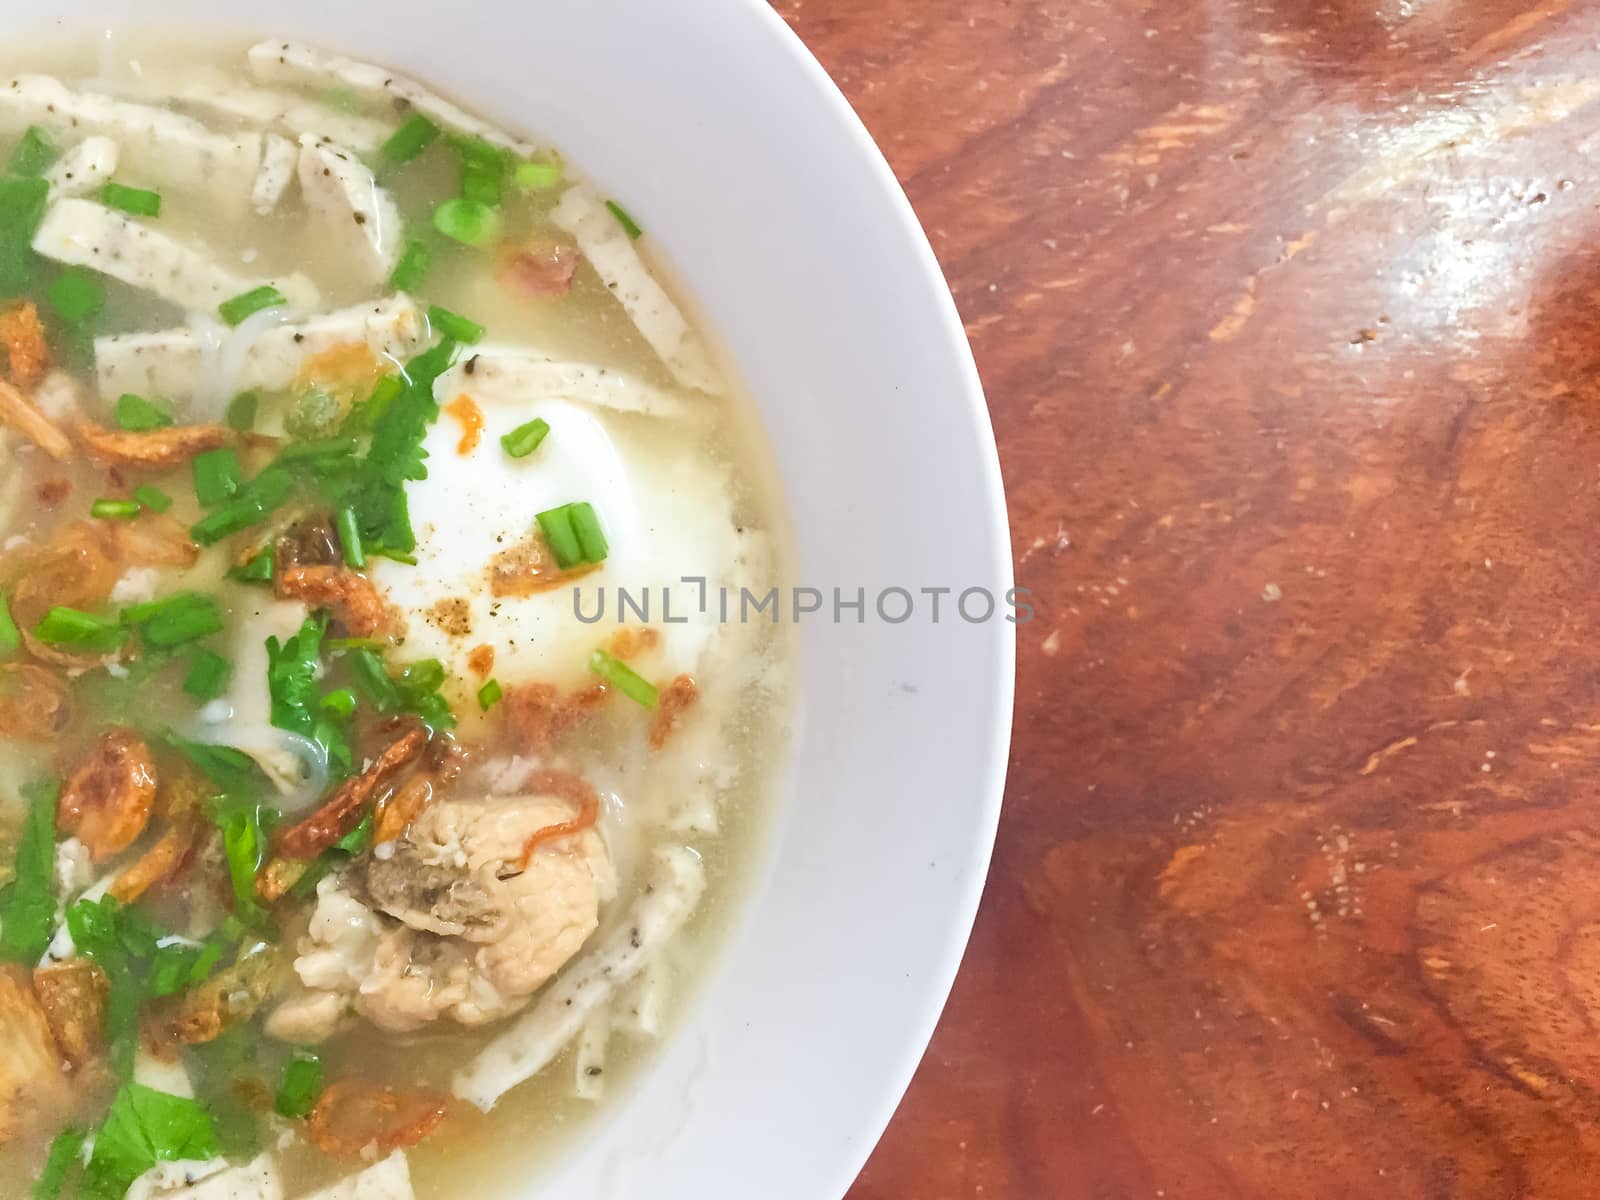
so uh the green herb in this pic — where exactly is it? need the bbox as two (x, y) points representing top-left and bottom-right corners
(432, 197), (501, 246)
(0, 177), (48, 292)
(226, 390), (259, 432)
(32, 1127), (85, 1200)
(589, 648), (659, 708)
(336, 813), (374, 854)
(275, 1052), (325, 1119)
(190, 467), (293, 545)
(427, 304), (484, 344)
(47, 267), (105, 323)
(477, 678), (503, 711)
(389, 237), (430, 292)
(192, 448), (242, 506)
(319, 688), (356, 718)
(228, 546), (274, 586)
(605, 199), (643, 240)
(90, 498), (140, 520)
(500, 417), (549, 459)
(115, 392), (173, 432)
(350, 647), (401, 712)
(537, 502), (612, 570)
(513, 159), (562, 190)
(183, 648), (232, 701)
(218, 285), (285, 326)
(459, 155), (503, 207)
(100, 181), (162, 217)
(8, 126), (57, 177)
(335, 506), (365, 569)
(83, 1083), (221, 1198)
(393, 657), (456, 730)
(34, 606), (125, 653)
(267, 616), (351, 776)
(221, 804), (274, 921)
(0, 781), (57, 963)
(123, 592), (223, 649)
(133, 484), (172, 513)
(381, 114), (439, 164)
(166, 736), (269, 796)
(568, 501), (609, 563)
(0, 592), (19, 657)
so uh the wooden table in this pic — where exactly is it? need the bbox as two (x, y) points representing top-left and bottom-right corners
(779, 1), (1600, 1195)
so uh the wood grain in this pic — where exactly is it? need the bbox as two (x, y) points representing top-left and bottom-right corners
(775, 1), (1600, 1196)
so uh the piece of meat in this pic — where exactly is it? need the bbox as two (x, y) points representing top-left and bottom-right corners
(0, 302), (49, 390)
(264, 990), (346, 1046)
(276, 725), (428, 860)
(0, 662), (71, 741)
(275, 565), (395, 639)
(354, 792), (610, 1030)
(496, 239), (582, 299)
(307, 1080), (448, 1160)
(0, 965), (66, 1143)
(77, 421), (230, 468)
(32, 958), (107, 1068)
(263, 874), (382, 1044)
(173, 942), (277, 1044)
(0, 376), (71, 459)
(649, 674), (699, 749)
(59, 727), (157, 861)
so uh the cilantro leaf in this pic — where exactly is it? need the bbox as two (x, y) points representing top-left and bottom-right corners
(0, 780), (58, 963)
(83, 1084), (220, 1198)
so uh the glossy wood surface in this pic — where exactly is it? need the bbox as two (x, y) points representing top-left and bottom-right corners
(777, 1), (1600, 1196)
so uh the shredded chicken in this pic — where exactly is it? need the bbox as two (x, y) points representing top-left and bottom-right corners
(58, 727), (157, 861)
(276, 564), (396, 639)
(77, 421), (230, 468)
(0, 376), (71, 459)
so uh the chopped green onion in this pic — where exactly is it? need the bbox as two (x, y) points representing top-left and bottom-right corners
(90, 498), (140, 520)
(535, 504), (583, 570)
(335, 813), (374, 854)
(8, 126), (57, 177)
(114, 393), (172, 432)
(513, 159), (562, 190)
(192, 448), (243, 507)
(183, 648), (232, 701)
(460, 157), (502, 206)
(350, 648), (401, 712)
(123, 592), (224, 649)
(365, 546), (417, 566)
(0, 177), (47, 294)
(228, 547), (274, 586)
(589, 648), (659, 708)
(477, 678), (503, 711)
(320, 688), (357, 718)
(225, 391), (259, 432)
(568, 501), (608, 564)
(0, 592), (19, 657)
(389, 237), (430, 292)
(190, 467), (293, 545)
(335, 506), (365, 569)
(47, 267), (105, 323)
(381, 115), (439, 164)
(275, 1052), (325, 1120)
(133, 484), (171, 513)
(218, 285), (285, 326)
(427, 304), (484, 344)
(432, 197), (501, 246)
(605, 199), (643, 240)
(33, 1127), (86, 1200)
(34, 606), (125, 653)
(100, 181), (161, 217)
(500, 417), (549, 459)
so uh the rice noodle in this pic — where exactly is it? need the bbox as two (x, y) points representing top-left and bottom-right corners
(573, 1005), (610, 1102)
(189, 304), (290, 420)
(182, 723), (330, 813)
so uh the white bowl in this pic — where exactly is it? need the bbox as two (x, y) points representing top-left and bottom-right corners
(22, 3), (1015, 1195)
